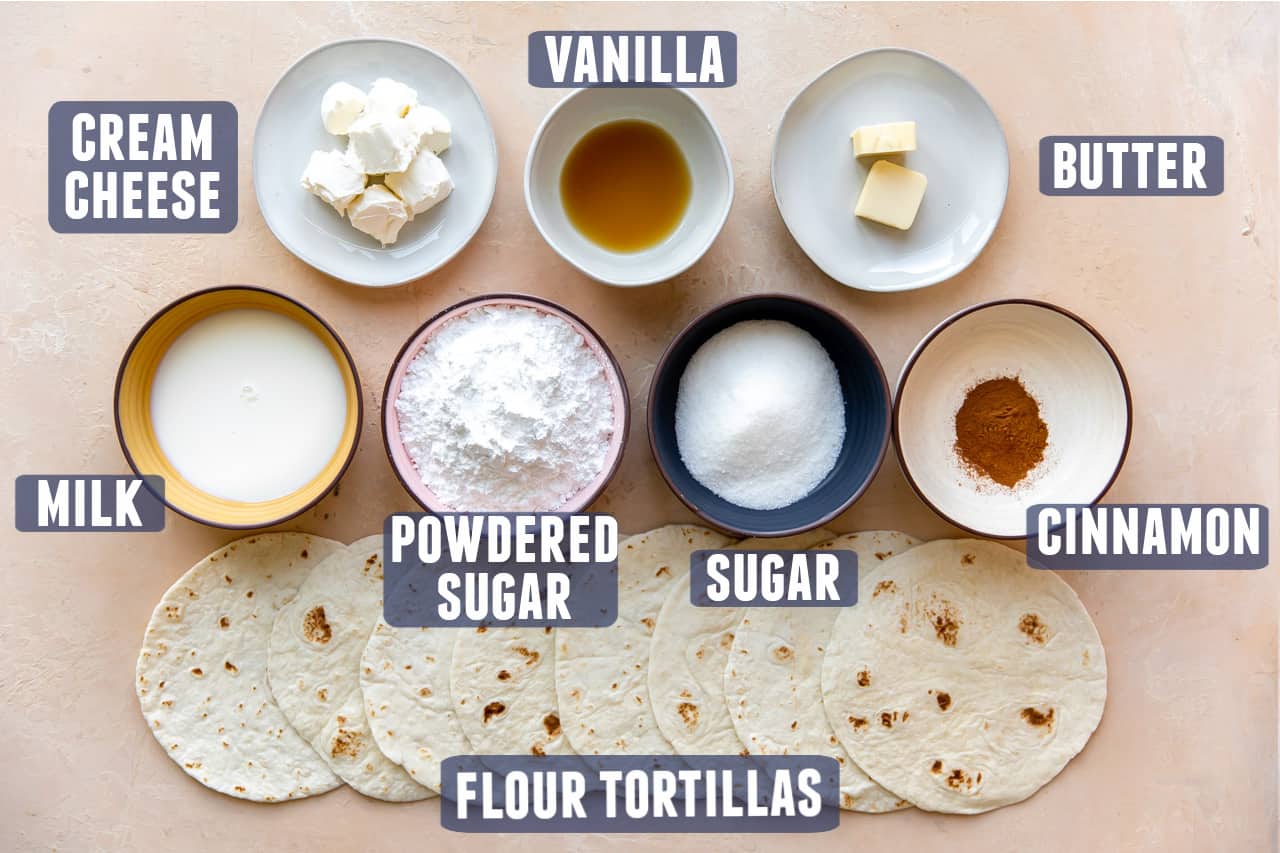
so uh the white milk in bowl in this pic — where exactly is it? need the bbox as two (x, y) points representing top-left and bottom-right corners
(149, 308), (348, 503)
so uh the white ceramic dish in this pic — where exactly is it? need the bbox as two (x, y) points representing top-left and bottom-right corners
(254, 38), (498, 287)
(772, 48), (1008, 292)
(895, 300), (1132, 539)
(524, 87), (733, 287)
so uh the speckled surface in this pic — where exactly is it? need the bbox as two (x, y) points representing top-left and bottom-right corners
(2, 3), (1276, 851)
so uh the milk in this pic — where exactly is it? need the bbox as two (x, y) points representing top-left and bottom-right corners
(149, 309), (348, 503)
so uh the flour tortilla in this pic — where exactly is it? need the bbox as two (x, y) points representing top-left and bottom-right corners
(267, 535), (433, 802)
(555, 525), (733, 756)
(821, 539), (1107, 814)
(648, 530), (832, 755)
(361, 620), (471, 791)
(136, 533), (345, 802)
(452, 626), (576, 757)
(724, 531), (919, 813)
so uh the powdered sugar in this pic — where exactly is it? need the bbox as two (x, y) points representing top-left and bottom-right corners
(395, 305), (616, 511)
(675, 320), (845, 510)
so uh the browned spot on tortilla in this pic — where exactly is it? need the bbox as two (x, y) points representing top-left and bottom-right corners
(224, 661), (238, 674)
(874, 551), (889, 561)
(873, 579), (897, 597)
(856, 669), (870, 687)
(790, 720), (798, 730)
(656, 565), (670, 578)
(772, 645), (794, 662)
(300, 549), (309, 559)
(223, 574), (232, 584)
(497, 670), (511, 681)
(245, 590), (254, 599)
(849, 716), (867, 729)
(719, 632), (734, 650)
(218, 616), (230, 629)
(483, 701), (506, 723)
(303, 606), (332, 644)
(840, 792), (856, 810)
(1020, 707), (1055, 729)
(570, 689), (581, 700)
(924, 597), (960, 646)
(694, 648), (704, 660)
(1019, 613), (1048, 644)
(936, 691), (951, 711)
(234, 785), (245, 793)
(476, 626), (487, 633)
(1082, 649), (1090, 665)
(330, 728), (363, 758)
(961, 553), (975, 565)
(543, 713), (561, 737)
(317, 688), (328, 701)
(190, 667), (204, 677)
(946, 768), (975, 790)
(514, 646), (541, 665)
(880, 711), (899, 728)
(418, 687), (431, 697)
(641, 617), (655, 631)
(531, 744), (545, 756)
(163, 605), (180, 620)
(677, 702), (699, 728)
(931, 760), (943, 774)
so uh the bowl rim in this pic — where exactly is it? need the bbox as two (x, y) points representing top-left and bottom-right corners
(892, 297), (1135, 540)
(380, 291), (631, 512)
(252, 36), (499, 288)
(769, 46), (1010, 293)
(522, 86), (735, 287)
(646, 292), (892, 538)
(113, 284), (364, 530)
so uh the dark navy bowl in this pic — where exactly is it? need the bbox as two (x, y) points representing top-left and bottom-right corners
(647, 294), (891, 537)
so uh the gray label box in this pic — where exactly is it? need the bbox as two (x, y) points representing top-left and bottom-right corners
(48, 100), (237, 233)
(383, 513), (618, 628)
(441, 754), (839, 832)
(528, 31), (737, 87)
(690, 549), (857, 607)
(1026, 504), (1267, 570)
(15, 475), (165, 531)
(1039, 135), (1223, 196)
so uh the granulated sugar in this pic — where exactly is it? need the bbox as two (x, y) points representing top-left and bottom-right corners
(675, 319), (845, 510)
(395, 305), (615, 511)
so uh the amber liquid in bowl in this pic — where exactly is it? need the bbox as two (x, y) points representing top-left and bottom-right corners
(560, 119), (692, 252)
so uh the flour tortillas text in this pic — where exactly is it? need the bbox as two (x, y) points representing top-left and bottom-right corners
(136, 533), (345, 802)
(267, 535), (433, 802)
(725, 531), (919, 813)
(821, 539), (1107, 814)
(555, 525), (733, 756)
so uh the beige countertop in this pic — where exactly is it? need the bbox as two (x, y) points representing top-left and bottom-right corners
(2, 2), (1277, 850)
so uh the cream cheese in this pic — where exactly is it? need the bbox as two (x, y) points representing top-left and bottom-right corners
(300, 148), (367, 214)
(347, 185), (412, 246)
(385, 151), (453, 216)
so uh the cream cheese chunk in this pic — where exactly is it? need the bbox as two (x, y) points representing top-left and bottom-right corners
(385, 151), (453, 216)
(346, 113), (419, 174)
(405, 105), (451, 155)
(320, 82), (367, 135)
(855, 160), (927, 230)
(348, 185), (412, 246)
(850, 121), (917, 157)
(299, 148), (367, 214)
(366, 77), (419, 118)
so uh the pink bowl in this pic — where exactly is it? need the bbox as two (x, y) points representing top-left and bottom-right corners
(382, 293), (630, 512)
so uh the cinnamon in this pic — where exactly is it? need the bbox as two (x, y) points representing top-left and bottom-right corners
(953, 377), (1048, 487)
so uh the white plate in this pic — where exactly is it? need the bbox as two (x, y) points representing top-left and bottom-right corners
(525, 88), (733, 287)
(772, 48), (1008, 292)
(254, 38), (498, 287)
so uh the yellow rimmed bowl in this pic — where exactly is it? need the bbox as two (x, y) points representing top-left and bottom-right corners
(114, 285), (363, 529)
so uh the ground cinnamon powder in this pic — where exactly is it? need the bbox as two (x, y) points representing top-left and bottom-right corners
(953, 376), (1048, 487)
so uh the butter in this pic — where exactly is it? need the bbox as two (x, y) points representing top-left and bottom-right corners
(855, 160), (927, 230)
(385, 151), (453, 216)
(850, 121), (917, 157)
(346, 113), (418, 174)
(299, 149), (367, 214)
(347, 185), (412, 246)
(320, 82), (367, 135)
(405, 105), (451, 155)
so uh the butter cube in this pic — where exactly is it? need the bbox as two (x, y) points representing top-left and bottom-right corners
(855, 160), (927, 230)
(850, 121), (917, 157)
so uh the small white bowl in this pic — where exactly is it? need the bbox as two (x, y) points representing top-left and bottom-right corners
(894, 300), (1132, 539)
(772, 48), (1008, 292)
(254, 38), (498, 287)
(524, 87), (733, 287)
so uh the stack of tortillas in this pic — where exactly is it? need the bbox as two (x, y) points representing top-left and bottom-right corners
(137, 527), (1105, 815)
